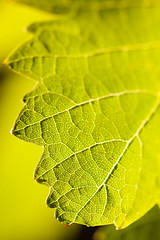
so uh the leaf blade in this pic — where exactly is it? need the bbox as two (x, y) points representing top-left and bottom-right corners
(6, 1), (160, 228)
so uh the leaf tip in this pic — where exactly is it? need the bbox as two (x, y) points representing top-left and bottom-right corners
(2, 59), (8, 66)
(63, 223), (69, 227)
(116, 226), (121, 230)
(33, 176), (36, 181)
(61, 221), (72, 227)
(2, 58), (13, 71)
(33, 173), (39, 183)
(10, 127), (14, 135)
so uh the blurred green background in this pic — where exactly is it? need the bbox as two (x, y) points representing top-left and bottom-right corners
(0, 0), (80, 239)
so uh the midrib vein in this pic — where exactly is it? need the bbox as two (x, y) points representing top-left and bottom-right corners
(72, 94), (160, 224)
(13, 89), (157, 132)
(7, 41), (160, 64)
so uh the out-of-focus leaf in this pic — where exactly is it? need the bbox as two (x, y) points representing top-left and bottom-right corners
(94, 206), (160, 240)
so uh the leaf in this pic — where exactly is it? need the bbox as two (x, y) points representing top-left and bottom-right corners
(94, 206), (160, 240)
(5, 0), (160, 228)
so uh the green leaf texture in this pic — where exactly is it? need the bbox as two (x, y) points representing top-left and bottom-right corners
(94, 206), (160, 240)
(6, 0), (160, 228)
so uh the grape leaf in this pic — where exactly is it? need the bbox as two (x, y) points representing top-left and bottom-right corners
(5, 0), (160, 228)
(94, 206), (160, 240)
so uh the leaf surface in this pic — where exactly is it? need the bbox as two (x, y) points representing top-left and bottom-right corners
(6, 0), (160, 228)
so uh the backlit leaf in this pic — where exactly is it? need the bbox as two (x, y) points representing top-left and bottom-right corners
(6, 0), (160, 228)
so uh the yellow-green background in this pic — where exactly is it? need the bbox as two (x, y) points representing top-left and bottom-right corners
(0, 0), (80, 239)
